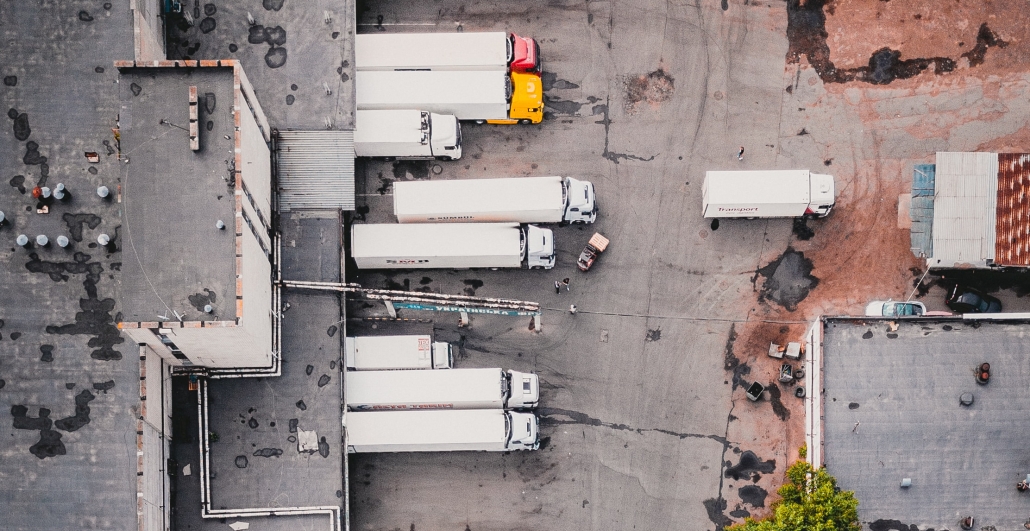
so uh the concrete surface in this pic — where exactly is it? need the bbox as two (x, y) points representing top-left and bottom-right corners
(166, 0), (356, 130)
(822, 318), (1030, 530)
(116, 66), (238, 322)
(0, 3), (138, 531)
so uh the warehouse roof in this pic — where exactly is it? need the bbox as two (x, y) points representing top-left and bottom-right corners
(821, 317), (1030, 530)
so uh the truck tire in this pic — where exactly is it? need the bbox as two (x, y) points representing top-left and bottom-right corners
(437, 156), (454, 161)
(519, 119), (532, 125)
(475, 120), (486, 125)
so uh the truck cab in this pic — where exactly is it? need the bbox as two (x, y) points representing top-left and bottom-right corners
(488, 72), (543, 125)
(805, 173), (836, 218)
(504, 370), (539, 409)
(430, 341), (454, 369)
(508, 33), (540, 73)
(523, 225), (555, 269)
(563, 177), (597, 223)
(507, 412), (540, 450)
(428, 112), (462, 160)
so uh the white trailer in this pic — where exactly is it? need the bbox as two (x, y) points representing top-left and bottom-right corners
(702, 170), (835, 219)
(345, 335), (453, 370)
(345, 409), (540, 453)
(350, 222), (555, 269)
(345, 368), (539, 411)
(356, 70), (508, 122)
(355, 32), (539, 73)
(354, 110), (462, 160)
(393, 176), (596, 224)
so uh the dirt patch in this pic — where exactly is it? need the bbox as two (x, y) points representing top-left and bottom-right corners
(624, 68), (674, 113)
(818, 0), (1030, 81)
(754, 249), (819, 312)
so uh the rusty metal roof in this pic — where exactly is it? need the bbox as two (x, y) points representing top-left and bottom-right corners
(994, 153), (1030, 267)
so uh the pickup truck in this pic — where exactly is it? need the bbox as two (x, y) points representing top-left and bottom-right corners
(577, 233), (609, 271)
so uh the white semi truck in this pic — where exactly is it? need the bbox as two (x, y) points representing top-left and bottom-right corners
(350, 222), (555, 269)
(345, 409), (540, 453)
(355, 70), (543, 125)
(354, 110), (462, 160)
(702, 170), (836, 219)
(355, 31), (540, 73)
(345, 335), (453, 370)
(393, 176), (596, 224)
(345, 368), (539, 411)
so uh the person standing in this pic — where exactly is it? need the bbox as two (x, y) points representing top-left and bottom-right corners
(554, 280), (561, 294)
(737, 146), (745, 161)
(561, 278), (571, 291)
(569, 304), (577, 315)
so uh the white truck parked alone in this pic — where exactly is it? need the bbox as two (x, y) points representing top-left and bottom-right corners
(350, 222), (555, 269)
(345, 335), (453, 370)
(354, 110), (462, 160)
(393, 176), (596, 224)
(702, 170), (836, 219)
(345, 409), (540, 453)
(345, 368), (539, 411)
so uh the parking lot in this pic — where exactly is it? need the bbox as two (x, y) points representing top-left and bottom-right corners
(349, 1), (818, 529)
(345, 1), (1030, 530)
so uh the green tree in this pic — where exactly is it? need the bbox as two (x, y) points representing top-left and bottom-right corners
(728, 460), (860, 531)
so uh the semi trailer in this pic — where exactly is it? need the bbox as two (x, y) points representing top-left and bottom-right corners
(345, 409), (540, 453)
(344, 335), (453, 370)
(344, 368), (539, 411)
(355, 31), (540, 73)
(702, 170), (836, 219)
(350, 222), (555, 269)
(355, 70), (543, 125)
(354, 110), (462, 160)
(392, 176), (596, 224)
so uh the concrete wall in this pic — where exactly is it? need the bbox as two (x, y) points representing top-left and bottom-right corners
(240, 99), (273, 228)
(140, 346), (170, 531)
(131, 0), (164, 61)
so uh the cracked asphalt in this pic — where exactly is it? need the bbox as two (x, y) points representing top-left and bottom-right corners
(346, 1), (1030, 530)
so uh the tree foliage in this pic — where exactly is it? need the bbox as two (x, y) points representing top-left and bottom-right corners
(727, 460), (860, 531)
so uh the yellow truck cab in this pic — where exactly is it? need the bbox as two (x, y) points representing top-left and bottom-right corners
(488, 72), (543, 125)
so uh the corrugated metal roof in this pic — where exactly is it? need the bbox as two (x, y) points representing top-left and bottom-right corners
(910, 164), (935, 258)
(277, 131), (355, 211)
(994, 153), (1030, 267)
(929, 152), (998, 268)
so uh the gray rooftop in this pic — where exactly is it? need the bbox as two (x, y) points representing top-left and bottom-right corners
(822, 318), (1030, 530)
(0, 3), (137, 531)
(165, 1), (356, 131)
(115, 66), (238, 322)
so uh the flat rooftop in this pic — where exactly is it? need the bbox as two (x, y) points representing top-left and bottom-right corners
(165, 1), (356, 130)
(0, 3), (137, 531)
(116, 66), (238, 322)
(822, 317), (1030, 530)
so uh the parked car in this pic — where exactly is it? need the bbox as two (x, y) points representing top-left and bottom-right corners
(864, 300), (926, 317)
(945, 285), (1002, 313)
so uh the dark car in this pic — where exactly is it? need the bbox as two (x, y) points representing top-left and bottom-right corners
(945, 285), (1002, 313)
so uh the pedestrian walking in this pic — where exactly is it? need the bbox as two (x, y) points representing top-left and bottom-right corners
(569, 304), (577, 315)
(561, 277), (570, 291)
(554, 280), (561, 294)
(737, 146), (745, 161)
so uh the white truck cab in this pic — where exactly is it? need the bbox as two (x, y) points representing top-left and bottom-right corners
(505, 370), (539, 409)
(507, 411), (540, 450)
(524, 225), (555, 269)
(563, 177), (597, 224)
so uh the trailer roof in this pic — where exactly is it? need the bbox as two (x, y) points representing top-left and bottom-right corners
(355, 110), (426, 144)
(346, 409), (506, 446)
(393, 177), (565, 218)
(356, 70), (509, 107)
(355, 32), (509, 71)
(345, 368), (502, 405)
(351, 223), (522, 259)
(703, 170), (812, 205)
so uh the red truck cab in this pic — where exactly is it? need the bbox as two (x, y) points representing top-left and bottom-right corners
(509, 33), (540, 73)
